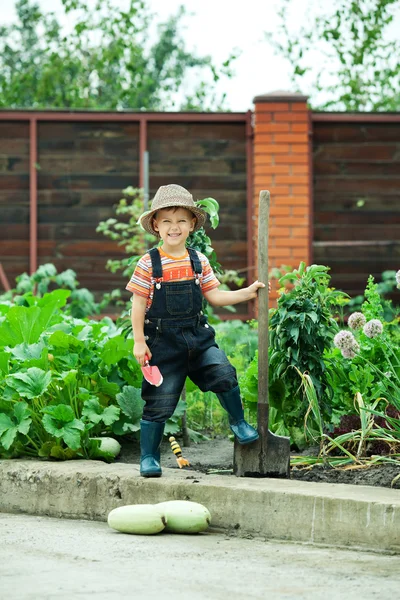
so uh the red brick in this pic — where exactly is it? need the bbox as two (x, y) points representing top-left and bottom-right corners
(291, 123), (309, 133)
(275, 154), (307, 164)
(254, 144), (290, 154)
(255, 112), (273, 123)
(253, 154), (273, 165)
(292, 248), (310, 261)
(254, 165), (290, 175)
(275, 237), (308, 247)
(291, 185), (310, 195)
(255, 102), (290, 112)
(272, 226), (291, 237)
(254, 176), (274, 186)
(254, 132), (274, 142)
(255, 123), (275, 133)
(267, 123), (291, 132)
(293, 204), (309, 214)
(292, 227), (309, 237)
(275, 112), (309, 122)
(268, 247), (294, 259)
(275, 175), (309, 185)
(291, 103), (309, 112)
(291, 144), (309, 154)
(270, 205), (291, 216)
(269, 185), (291, 195)
(292, 164), (308, 174)
(274, 216), (308, 226)
(274, 133), (308, 144)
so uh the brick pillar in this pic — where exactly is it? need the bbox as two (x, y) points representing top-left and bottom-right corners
(252, 90), (312, 303)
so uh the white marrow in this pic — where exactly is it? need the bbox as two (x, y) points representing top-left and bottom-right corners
(156, 500), (211, 533)
(90, 437), (121, 457)
(108, 504), (167, 535)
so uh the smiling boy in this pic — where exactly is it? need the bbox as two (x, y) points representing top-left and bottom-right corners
(126, 184), (267, 477)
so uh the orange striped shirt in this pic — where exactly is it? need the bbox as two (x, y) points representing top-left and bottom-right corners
(126, 247), (220, 311)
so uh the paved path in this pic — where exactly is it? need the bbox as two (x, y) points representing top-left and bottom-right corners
(1, 513), (399, 600)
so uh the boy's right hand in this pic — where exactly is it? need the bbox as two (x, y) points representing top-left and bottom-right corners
(134, 341), (152, 366)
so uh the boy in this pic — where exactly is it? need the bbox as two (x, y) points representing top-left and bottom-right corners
(126, 184), (267, 477)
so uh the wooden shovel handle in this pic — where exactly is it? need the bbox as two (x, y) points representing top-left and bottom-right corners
(258, 190), (270, 406)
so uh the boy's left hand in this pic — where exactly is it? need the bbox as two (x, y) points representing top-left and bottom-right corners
(246, 280), (271, 300)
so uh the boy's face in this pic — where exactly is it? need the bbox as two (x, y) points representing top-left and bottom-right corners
(152, 207), (196, 245)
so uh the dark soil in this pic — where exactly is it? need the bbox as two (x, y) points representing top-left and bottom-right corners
(118, 436), (400, 489)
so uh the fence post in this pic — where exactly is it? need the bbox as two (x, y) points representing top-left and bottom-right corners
(252, 91), (312, 298)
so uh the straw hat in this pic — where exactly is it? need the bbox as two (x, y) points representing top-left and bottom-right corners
(139, 184), (207, 237)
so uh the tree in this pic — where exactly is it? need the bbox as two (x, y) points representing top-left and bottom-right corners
(268, 0), (400, 111)
(0, 0), (236, 110)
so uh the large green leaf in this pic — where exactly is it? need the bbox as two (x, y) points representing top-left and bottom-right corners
(48, 330), (84, 351)
(82, 398), (120, 426)
(116, 386), (144, 422)
(42, 404), (85, 450)
(91, 373), (120, 398)
(7, 367), (52, 399)
(0, 350), (10, 375)
(9, 341), (47, 362)
(0, 402), (32, 450)
(0, 289), (69, 347)
(101, 335), (133, 366)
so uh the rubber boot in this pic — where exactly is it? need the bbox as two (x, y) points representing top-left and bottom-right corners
(140, 419), (165, 477)
(217, 386), (259, 445)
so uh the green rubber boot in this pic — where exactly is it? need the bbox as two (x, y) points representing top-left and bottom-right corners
(217, 386), (259, 445)
(140, 420), (165, 477)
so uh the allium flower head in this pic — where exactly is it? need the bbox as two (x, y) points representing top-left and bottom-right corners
(348, 312), (366, 330)
(396, 269), (400, 289)
(341, 344), (360, 359)
(334, 330), (358, 351)
(363, 319), (383, 338)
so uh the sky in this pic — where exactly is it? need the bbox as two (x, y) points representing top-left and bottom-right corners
(2, 0), (399, 111)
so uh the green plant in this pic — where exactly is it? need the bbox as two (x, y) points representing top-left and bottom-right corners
(0, 263), (120, 319)
(0, 289), (181, 460)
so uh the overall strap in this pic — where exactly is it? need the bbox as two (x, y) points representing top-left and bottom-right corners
(148, 247), (163, 279)
(187, 247), (203, 275)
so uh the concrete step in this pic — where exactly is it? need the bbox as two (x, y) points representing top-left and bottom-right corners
(1, 460), (399, 553)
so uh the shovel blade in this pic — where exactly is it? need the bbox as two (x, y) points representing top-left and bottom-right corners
(233, 430), (290, 478)
(141, 363), (163, 387)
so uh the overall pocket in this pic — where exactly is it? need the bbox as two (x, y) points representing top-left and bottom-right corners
(166, 283), (193, 315)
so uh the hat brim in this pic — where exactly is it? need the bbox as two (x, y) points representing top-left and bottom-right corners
(139, 202), (207, 237)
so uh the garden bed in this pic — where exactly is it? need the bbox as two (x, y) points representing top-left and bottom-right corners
(118, 436), (400, 489)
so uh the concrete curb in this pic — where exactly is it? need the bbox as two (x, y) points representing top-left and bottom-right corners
(1, 459), (400, 553)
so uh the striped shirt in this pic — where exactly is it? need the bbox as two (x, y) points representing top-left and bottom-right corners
(126, 247), (220, 311)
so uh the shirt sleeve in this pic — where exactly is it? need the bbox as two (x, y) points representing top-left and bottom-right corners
(200, 255), (220, 293)
(125, 254), (152, 298)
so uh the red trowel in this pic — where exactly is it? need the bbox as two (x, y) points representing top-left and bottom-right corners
(141, 355), (163, 387)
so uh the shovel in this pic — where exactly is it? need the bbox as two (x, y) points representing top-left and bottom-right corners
(233, 190), (290, 478)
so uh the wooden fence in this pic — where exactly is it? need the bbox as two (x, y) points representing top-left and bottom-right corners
(0, 111), (251, 318)
(1, 106), (399, 314)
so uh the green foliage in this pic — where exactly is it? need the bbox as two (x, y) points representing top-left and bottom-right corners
(0, 264), (120, 319)
(239, 263), (347, 449)
(268, 0), (400, 110)
(361, 275), (385, 321)
(0, 0), (236, 111)
(0, 289), (181, 459)
(269, 263), (345, 403)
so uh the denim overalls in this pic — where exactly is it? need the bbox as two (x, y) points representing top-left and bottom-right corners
(142, 247), (238, 422)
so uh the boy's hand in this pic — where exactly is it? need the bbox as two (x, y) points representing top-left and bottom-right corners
(134, 341), (152, 366)
(246, 280), (271, 300)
